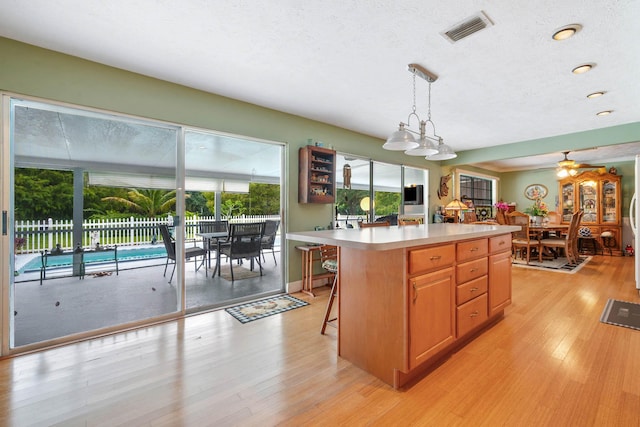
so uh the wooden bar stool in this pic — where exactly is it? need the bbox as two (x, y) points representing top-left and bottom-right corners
(320, 245), (338, 334)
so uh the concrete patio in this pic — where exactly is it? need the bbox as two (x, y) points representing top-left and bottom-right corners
(12, 250), (283, 347)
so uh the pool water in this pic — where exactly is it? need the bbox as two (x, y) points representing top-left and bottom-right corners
(20, 246), (168, 273)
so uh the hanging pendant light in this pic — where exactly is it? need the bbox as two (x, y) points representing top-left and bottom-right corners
(386, 63), (456, 160)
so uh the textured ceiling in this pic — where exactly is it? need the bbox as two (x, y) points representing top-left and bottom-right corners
(1, 0), (639, 170)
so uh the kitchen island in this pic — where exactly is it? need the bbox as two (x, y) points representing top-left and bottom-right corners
(287, 223), (519, 389)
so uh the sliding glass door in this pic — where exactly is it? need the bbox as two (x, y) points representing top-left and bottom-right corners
(1, 95), (286, 353)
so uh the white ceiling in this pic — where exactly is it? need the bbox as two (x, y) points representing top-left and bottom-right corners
(1, 0), (639, 170)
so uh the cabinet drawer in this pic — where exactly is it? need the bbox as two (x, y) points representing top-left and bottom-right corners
(456, 257), (488, 284)
(457, 239), (488, 262)
(457, 293), (489, 338)
(457, 276), (488, 305)
(489, 234), (511, 254)
(408, 244), (455, 275)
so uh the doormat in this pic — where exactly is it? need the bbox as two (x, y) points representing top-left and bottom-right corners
(511, 256), (591, 274)
(600, 299), (640, 331)
(225, 295), (309, 324)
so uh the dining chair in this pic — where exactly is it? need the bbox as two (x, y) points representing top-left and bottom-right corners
(261, 219), (280, 265)
(158, 224), (207, 283)
(539, 210), (583, 264)
(462, 211), (478, 223)
(320, 245), (338, 335)
(218, 222), (265, 282)
(507, 211), (542, 264)
(495, 209), (508, 225)
(359, 221), (390, 228)
(398, 218), (421, 226)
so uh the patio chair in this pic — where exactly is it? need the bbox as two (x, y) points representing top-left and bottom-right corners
(199, 220), (229, 266)
(218, 222), (265, 282)
(158, 224), (207, 283)
(261, 219), (280, 265)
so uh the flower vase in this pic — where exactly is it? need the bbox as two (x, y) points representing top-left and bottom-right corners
(532, 215), (543, 226)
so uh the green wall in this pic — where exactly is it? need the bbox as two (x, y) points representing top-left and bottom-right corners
(2, 36), (637, 284)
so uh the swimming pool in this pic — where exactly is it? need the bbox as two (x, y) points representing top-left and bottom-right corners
(19, 246), (168, 274)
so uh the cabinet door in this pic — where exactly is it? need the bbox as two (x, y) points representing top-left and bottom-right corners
(601, 179), (619, 224)
(579, 179), (598, 223)
(409, 267), (455, 369)
(488, 251), (512, 317)
(561, 182), (574, 223)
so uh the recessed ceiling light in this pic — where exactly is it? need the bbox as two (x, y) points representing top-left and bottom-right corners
(552, 24), (582, 41)
(587, 91), (605, 98)
(572, 64), (593, 74)
(596, 110), (613, 116)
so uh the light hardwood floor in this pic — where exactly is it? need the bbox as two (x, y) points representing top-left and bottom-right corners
(1, 255), (640, 426)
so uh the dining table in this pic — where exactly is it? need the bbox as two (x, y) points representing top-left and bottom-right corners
(196, 231), (229, 276)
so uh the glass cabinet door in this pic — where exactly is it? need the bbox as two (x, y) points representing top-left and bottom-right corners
(561, 182), (574, 222)
(601, 179), (618, 223)
(579, 180), (598, 223)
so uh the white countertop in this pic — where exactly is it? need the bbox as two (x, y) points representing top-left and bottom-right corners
(287, 223), (519, 251)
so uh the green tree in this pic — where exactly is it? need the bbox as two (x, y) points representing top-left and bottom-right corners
(14, 168), (74, 220)
(101, 189), (177, 217)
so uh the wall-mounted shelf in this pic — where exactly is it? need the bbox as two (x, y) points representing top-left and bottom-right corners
(299, 145), (336, 204)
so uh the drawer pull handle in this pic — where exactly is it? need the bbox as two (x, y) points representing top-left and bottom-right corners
(470, 287), (478, 292)
(499, 241), (506, 245)
(470, 268), (478, 273)
(430, 255), (441, 261)
(470, 247), (479, 252)
(470, 311), (479, 317)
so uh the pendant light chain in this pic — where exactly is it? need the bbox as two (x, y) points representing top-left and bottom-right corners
(411, 71), (417, 115)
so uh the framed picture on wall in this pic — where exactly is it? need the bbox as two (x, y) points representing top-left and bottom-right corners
(524, 184), (548, 200)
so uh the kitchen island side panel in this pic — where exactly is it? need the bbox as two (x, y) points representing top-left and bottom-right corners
(338, 246), (408, 385)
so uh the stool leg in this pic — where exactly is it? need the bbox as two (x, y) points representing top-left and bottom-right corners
(321, 274), (338, 335)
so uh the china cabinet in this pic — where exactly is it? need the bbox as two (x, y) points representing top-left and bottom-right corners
(298, 145), (336, 204)
(558, 171), (622, 255)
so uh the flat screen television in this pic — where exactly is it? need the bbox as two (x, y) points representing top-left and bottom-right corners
(403, 185), (423, 205)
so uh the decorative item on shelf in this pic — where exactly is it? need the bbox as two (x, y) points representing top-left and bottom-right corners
(383, 63), (456, 160)
(609, 166), (617, 175)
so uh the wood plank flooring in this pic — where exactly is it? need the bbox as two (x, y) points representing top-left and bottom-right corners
(1, 255), (640, 426)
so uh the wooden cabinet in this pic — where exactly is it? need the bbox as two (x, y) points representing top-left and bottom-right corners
(406, 234), (511, 373)
(559, 171), (622, 255)
(298, 145), (336, 204)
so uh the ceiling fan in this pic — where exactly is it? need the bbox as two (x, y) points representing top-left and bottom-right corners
(556, 151), (604, 177)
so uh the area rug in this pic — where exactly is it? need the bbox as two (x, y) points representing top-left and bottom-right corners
(225, 295), (309, 324)
(218, 264), (260, 281)
(600, 299), (640, 331)
(511, 256), (591, 274)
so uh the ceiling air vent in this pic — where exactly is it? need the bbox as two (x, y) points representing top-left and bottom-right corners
(441, 11), (494, 43)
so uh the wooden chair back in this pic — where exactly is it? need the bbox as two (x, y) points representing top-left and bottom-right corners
(495, 209), (508, 225)
(462, 211), (478, 223)
(398, 218), (421, 226)
(359, 221), (390, 228)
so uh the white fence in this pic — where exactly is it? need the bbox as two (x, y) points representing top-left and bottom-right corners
(14, 215), (280, 254)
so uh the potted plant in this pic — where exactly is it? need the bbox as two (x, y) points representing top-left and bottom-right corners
(524, 197), (549, 225)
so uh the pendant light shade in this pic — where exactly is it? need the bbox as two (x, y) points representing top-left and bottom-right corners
(383, 123), (419, 151)
(427, 139), (457, 160)
(405, 136), (438, 156)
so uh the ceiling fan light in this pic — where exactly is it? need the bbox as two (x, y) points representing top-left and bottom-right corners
(569, 169), (578, 176)
(383, 123), (419, 151)
(405, 137), (438, 156)
(557, 168), (569, 178)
